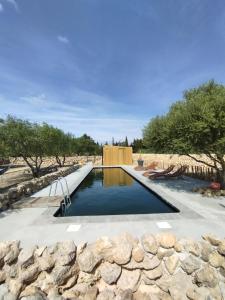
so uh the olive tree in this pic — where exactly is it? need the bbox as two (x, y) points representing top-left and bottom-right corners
(41, 124), (74, 167)
(0, 116), (45, 177)
(143, 81), (225, 187)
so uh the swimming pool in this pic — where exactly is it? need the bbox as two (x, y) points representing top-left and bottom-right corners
(57, 167), (179, 217)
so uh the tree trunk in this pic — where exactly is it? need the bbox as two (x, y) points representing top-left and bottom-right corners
(55, 155), (66, 167)
(22, 156), (42, 178)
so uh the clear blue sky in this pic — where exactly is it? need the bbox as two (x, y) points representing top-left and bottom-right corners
(0, 0), (225, 143)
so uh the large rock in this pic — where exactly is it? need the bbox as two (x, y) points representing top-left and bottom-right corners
(157, 247), (174, 260)
(116, 289), (133, 300)
(168, 271), (194, 300)
(164, 254), (179, 275)
(18, 247), (36, 268)
(217, 239), (225, 256)
(19, 264), (40, 284)
(156, 274), (171, 292)
(37, 255), (55, 271)
(51, 263), (79, 285)
(78, 247), (101, 273)
(94, 236), (114, 259)
(181, 255), (201, 274)
(0, 242), (10, 261)
(208, 251), (224, 268)
(202, 234), (221, 246)
(100, 262), (121, 284)
(158, 233), (176, 249)
(84, 286), (98, 300)
(4, 241), (20, 264)
(97, 289), (115, 300)
(0, 284), (8, 299)
(141, 234), (158, 254)
(123, 255), (160, 270)
(110, 234), (133, 265)
(174, 241), (184, 252)
(143, 264), (162, 280)
(3, 264), (18, 279)
(47, 287), (63, 300)
(0, 270), (6, 283)
(117, 269), (140, 292)
(200, 241), (213, 262)
(132, 246), (144, 263)
(20, 286), (46, 299)
(8, 279), (23, 298)
(54, 241), (76, 266)
(77, 270), (100, 286)
(195, 264), (218, 288)
(185, 240), (200, 257)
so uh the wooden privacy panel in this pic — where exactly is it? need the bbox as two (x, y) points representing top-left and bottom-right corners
(103, 146), (133, 165)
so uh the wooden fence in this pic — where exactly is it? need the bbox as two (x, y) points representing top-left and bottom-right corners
(103, 146), (133, 165)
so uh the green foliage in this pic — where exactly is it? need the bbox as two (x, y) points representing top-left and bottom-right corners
(75, 134), (101, 155)
(130, 138), (145, 153)
(0, 116), (45, 177)
(0, 116), (101, 176)
(143, 80), (225, 186)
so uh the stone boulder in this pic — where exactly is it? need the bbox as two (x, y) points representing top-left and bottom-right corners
(208, 251), (224, 268)
(181, 255), (201, 274)
(78, 247), (101, 273)
(4, 241), (20, 264)
(19, 264), (40, 284)
(157, 247), (174, 260)
(141, 234), (158, 254)
(123, 255), (160, 270)
(0, 242), (10, 262)
(202, 234), (221, 246)
(110, 233), (133, 265)
(195, 264), (218, 288)
(99, 262), (121, 285)
(117, 269), (140, 292)
(164, 254), (179, 275)
(143, 264), (162, 280)
(37, 255), (55, 272)
(200, 241), (213, 262)
(51, 263), (79, 285)
(54, 241), (76, 266)
(18, 247), (36, 268)
(132, 246), (144, 263)
(158, 232), (176, 249)
(217, 239), (225, 256)
(97, 289), (115, 300)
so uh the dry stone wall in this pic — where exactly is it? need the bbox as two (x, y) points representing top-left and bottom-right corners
(0, 166), (79, 211)
(132, 153), (217, 169)
(10, 156), (102, 167)
(0, 233), (224, 299)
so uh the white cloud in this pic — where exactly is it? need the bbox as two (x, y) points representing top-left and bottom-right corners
(0, 93), (146, 142)
(57, 35), (69, 44)
(5, 0), (18, 11)
(0, 3), (3, 12)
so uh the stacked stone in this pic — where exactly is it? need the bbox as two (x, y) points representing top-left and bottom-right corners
(0, 165), (79, 211)
(10, 156), (102, 168)
(0, 233), (225, 299)
(192, 187), (225, 197)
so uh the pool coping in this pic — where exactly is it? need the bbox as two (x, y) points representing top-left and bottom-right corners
(31, 164), (203, 225)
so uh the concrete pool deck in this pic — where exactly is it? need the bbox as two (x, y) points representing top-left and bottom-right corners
(0, 164), (224, 248)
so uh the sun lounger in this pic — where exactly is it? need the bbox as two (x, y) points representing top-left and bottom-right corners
(143, 165), (175, 178)
(149, 165), (187, 180)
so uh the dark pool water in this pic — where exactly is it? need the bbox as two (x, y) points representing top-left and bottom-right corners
(59, 168), (178, 216)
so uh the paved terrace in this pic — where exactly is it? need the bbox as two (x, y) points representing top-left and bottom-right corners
(0, 164), (224, 248)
